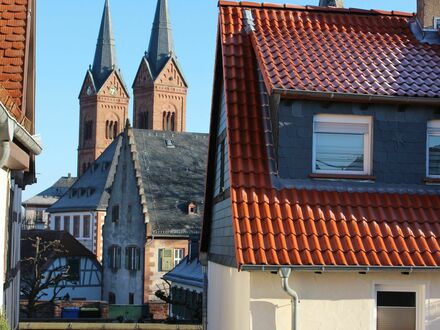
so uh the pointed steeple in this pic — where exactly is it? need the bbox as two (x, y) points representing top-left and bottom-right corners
(92, 0), (118, 88)
(147, 0), (175, 77)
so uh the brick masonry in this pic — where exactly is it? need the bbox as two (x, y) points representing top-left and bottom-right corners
(78, 71), (129, 176)
(133, 58), (187, 132)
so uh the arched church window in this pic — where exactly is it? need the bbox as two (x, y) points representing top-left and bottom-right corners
(171, 112), (175, 131)
(113, 121), (118, 138)
(163, 112), (167, 130)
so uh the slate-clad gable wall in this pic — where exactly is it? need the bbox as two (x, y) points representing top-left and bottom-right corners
(214, 88), (230, 194)
(102, 135), (145, 305)
(278, 100), (440, 185)
(209, 89), (236, 267)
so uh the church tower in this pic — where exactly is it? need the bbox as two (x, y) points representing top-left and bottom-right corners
(132, 0), (187, 132)
(77, 0), (129, 176)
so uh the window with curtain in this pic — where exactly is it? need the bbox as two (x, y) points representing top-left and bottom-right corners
(427, 121), (440, 177)
(313, 115), (372, 175)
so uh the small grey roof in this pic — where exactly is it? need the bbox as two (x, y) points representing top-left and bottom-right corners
(132, 129), (208, 237)
(163, 256), (203, 289)
(319, 0), (344, 7)
(47, 137), (122, 213)
(22, 176), (77, 207)
(92, 0), (121, 89)
(147, 0), (176, 78)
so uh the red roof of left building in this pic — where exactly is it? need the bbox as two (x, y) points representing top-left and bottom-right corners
(0, 0), (33, 127)
(202, 2), (440, 271)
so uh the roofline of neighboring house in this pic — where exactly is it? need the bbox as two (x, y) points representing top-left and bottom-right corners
(272, 88), (440, 106)
(217, 1), (414, 18)
(0, 100), (42, 157)
(47, 207), (105, 214)
(241, 264), (440, 272)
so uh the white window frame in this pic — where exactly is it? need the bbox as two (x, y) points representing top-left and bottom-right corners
(374, 283), (425, 330)
(174, 248), (184, 266)
(312, 114), (373, 175)
(426, 120), (440, 178)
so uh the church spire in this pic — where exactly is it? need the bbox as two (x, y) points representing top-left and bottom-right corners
(92, 0), (118, 88)
(147, 0), (175, 77)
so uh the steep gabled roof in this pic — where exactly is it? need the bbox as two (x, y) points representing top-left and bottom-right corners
(0, 0), (35, 130)
(21, 230), (98, 261)
(130, 129), (208, 237)
(47, 136), (122, 213)
(201, 2), (440, 271)
(233, 1), (440, 99)
(22, 176), (77, 207)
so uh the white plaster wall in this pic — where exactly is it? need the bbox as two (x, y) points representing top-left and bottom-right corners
(48, 212), (95, 253)
(248, 271), (440, 330)
(207, 262), (250, 330)
(0, 168), (8, 309)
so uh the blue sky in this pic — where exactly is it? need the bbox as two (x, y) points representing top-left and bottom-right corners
(24, 0), (416, 199)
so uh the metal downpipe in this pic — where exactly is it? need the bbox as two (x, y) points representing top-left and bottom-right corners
(279, 268), (299, 330)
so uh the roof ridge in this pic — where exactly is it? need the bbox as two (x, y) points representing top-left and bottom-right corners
(217, 1), (414, 18)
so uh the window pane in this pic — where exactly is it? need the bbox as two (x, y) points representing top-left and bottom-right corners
(315, 133), (364, 172)
(378, 292), (415, 307)
(429, 135), (440, 176)
(73, 216), (80, 237)
(64, 216), (70, 233)
(83, 215), (90, 238)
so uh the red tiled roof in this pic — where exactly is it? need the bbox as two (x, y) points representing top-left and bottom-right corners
(0, 0), (31, 114)
(228, 1), (440, 98)
(212, 2), (440, 269)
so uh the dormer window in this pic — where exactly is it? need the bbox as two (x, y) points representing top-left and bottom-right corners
(313, 115), (372, 175)
(188, 202), (197, 215)
(427, 120), (440, 177)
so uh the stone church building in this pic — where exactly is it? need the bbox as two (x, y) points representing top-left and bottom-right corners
(44, 0), (206, 319)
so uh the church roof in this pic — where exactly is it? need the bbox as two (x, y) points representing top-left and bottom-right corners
(91, 0), (123, 90)
(22, 175), (77, 207)
(130, 129), (208, 237)
(147, 0), (178, 78)
(47, 136), (122, 213)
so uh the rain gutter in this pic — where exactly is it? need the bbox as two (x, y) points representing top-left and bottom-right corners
(240, 264), (440, 272)
(0, 102), (42, 163)
(272, 88), (440, 106)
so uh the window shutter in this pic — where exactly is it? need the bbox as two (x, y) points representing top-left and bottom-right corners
(161, 249), (173, 271)
(125, 247), (129, 269)
(136, 247), (141, 270)
(116, 246), (121, 269)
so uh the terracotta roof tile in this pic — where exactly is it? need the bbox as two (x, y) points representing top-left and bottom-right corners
(0, 0), (30, 112)
(214, 2), (440, 269)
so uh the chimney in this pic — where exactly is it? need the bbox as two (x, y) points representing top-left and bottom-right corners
(319, 0), (344, 7)
(417, 0), (440, 30)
